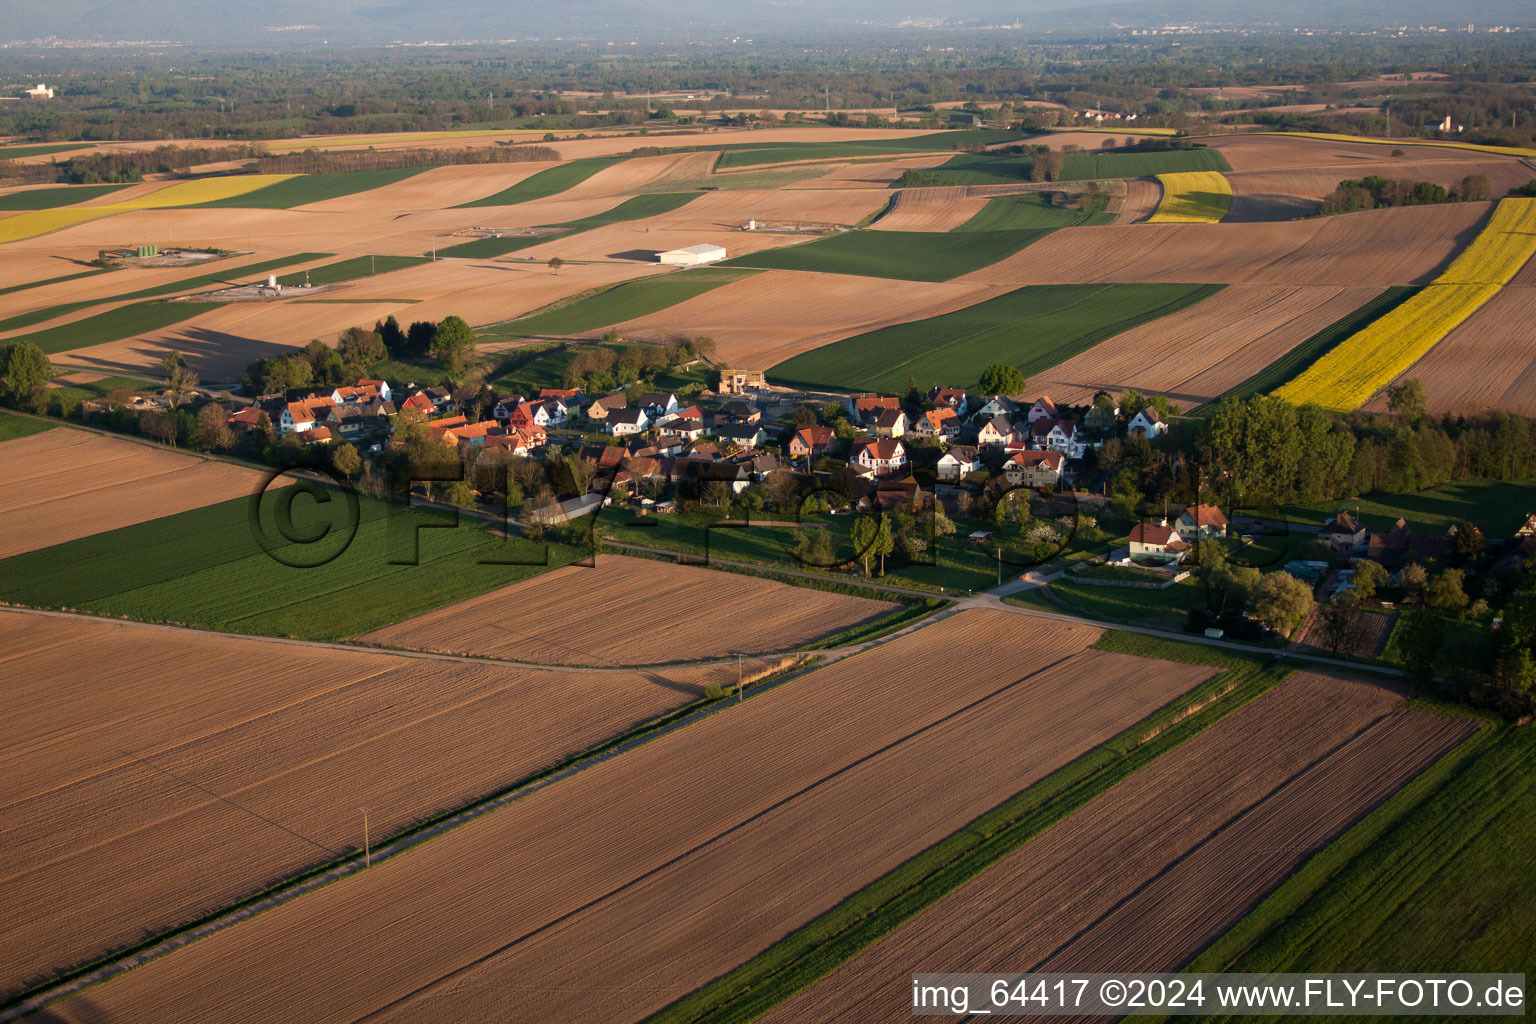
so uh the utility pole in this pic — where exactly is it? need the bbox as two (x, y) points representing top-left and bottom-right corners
(360, 807), (371, 868)
(997, 545), (1002, 586)
(737, 652), (743, 702)
(370, 254), (375, 276)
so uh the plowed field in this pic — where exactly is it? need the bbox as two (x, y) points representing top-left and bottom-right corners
(763, 671), (1478, 1022)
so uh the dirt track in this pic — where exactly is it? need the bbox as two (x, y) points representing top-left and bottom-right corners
(763, 671), (1478, 1022)
(38, 612), (1219, 1024)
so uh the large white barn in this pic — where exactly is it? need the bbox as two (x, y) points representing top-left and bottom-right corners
(659, 243), (727, 266)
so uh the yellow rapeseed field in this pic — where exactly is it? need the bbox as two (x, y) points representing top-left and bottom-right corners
(1148, 171), (1233, 223)
(0, 174), (296, 245)
(1274, 197), (1536, 411)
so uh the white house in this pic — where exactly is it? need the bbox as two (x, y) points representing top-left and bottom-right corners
(24, 83), (54, 100)
(605, 407), (650, 436)
(1003, 450), (1065, 488)
(1175, 504), (1229, 542)
(1033, 419), (1088, 459)
(851, 438), (909, 477)
(936, 446), (978, 482)
(1127, 407), (1168, 439)
(1128, 522), (1188, 561)
(659, 243), (727, 266)
(1026, 396), (1059, 425)
(974, 395), (1019, 421)
(977, 415), (1016, 449)
(912, 407), (960, 440)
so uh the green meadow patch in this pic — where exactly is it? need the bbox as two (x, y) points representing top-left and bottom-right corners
(0, 142), (91, 160)
(481, 267), (758, 338)
(455, 156), (627, 208)
(768, 282), (1221, 392)
(711, 129), (1029, 168)
(0, 410), (61, 442)
(11, 301), (222, 355)
(437, 192), (700, 259)
(0, 492), (580, 642)
(0, 184), (130, 211)
(911, 146), (1230, 187)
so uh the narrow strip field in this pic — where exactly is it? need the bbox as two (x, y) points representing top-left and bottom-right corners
(187, 168), (429, 209)
(1147, 170), (1233, 223)
(759, 671), (1477, 1022)
(436, 192), (700, 258)
(0, 175), (297, 244)
(37, 612), (1218, 1024)
(1026, 284), (1381, 409)
(0, 428), (273, 558)
(1275, 197), (1536, 411)
(0, 185), (131, 211)
(768, 282), (1220, 393)
(480, 267), (757, 340)
(0, 610), (722, 997)
(358, 554), (898, 664)
(455, 156), (627, 207)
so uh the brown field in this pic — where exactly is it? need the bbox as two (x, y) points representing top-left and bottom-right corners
(553, 150), (719, 200)
(1359, 283), (1536, 417)
(0, 248), (113, 290)
(1299, 609), (1396, 657)
(357, 554), (896, 663)
(617, 269), (1000, 367)
(0, 428), (272, 558)
(660, 185), (890, 227)
(870, 186), (989, 231)
(764, 671), (1478, 1022)
(297, 161), (558, 212)
(1114, 177), (1162, 224)
(547, 125), (953, 161)
(41, 611), (1221, 1024)
(1029, 284), (1383, 409)
(781, 153), (952, 190)
(0, 609), (728, 996)
(58, 259), (665, 378)
(1226, 158), (1532, 222)
(958, 202), (1490, 287)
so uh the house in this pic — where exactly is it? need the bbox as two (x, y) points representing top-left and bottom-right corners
(719, 369), (767, 395)
(1003, 450), (1065, 488)
(850, 437), (909, 477)
(24, 83), (55, 100)
(973, 395), (1020, 421)
(789, 425), (836, 461)
(586, 392), (628, 423)
(714, 399), (761, 425)
(426, 414), (469, 445)
(280, 398), (334, 437)
(491, 396), (525, 422)
(863, 475), (923, 512)
(926, 387), (968, 415)
(605, 407), (650, 437)
(978, 415), (1017, 449)
(852, 395), (900, 425)
(910, 407), (959, 440)
(1026, 396), (1059, 425)
(1318, 512), (1368, 553)
(227, 406), (268, 433)
(637, 392), (680, 421)
(1129, 522), (1189, 561)
(322, 400), (394, 441)
(1175, 504), (1229, 541)
(486, 425), (546, 454)
(1127, 407), (1167, 439)
(735, 451), (780, 480)
(1032, 418), (1087, 458)
(715, 422), (767, 448)
(422, 386), (455, 414)
(936, 446), (979, 483)
(1365, 519), (1456, 566)
(400, 392), (435, 418)
(947, 111), (982, 127)
(663, 417), (706, 442)
(538, 387), (584, 403)
(580, 444), (628, 473)
(872, 408), (908, 438)
(303, 426), (334, 445)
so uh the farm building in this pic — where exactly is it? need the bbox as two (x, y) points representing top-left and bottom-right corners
(659, 243), (727, 266)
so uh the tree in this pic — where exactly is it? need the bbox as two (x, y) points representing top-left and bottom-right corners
(976, 363), (1027, 398)
(1396, 608), (1444, 695)
(0, 341), (52, 411)
(193, 403), (232, 451)
(332, 442), (362, 478)
(701, 479), (734, 508)
(1451, 521), (1484, 563)
(430, 315), (477, 380)
(338, 326), (386, 366)
(1426, 568), (1469, 615)
(164, 356), (199, 410)
(1400, 562), (1429, 595)
(547, 257), (565, 274)
(376, 315), (406, 357)
(1353, 559), (1388, 601)
(1387, 378), (1428, 427)
(851, 514), (894, 576)
(140, 408), (179, 447)
(1254, 572), (1315, 637)
(1316, 593), (1364, 656)
(405, 320), (438, 358)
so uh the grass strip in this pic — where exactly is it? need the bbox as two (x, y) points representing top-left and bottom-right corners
(1198, 286), (1422, 413)
(0, 410), (61, 441)
(188, 168), (428, 209)
(645, 632), (1286, 1024)
(455, 156), (627, 208)
(712, 129), (1029, 168)
(275, 254), (428, 287)
(482, 267), (757, 338)
(0, 252), (331, 333)
(13, 301), (222, 355)
(0, 142), (92, 159)
(0, 184), (130, 211)
(0, 267), (113, 298)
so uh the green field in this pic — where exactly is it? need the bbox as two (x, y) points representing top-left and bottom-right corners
(481, 267), (757, 338)
(0, 410), (61, 441)
(648, 631), (1288, 1024)
(712, 129), (1028, 168)
(40, 375), (152, 415)
(0, 184), (130, 211)
(455, 156), (626, 208)
(1179, 725), (1531, 1016)
(912, 146), (1231, 186)
(1202, 287), (1423, 410)
(0, 267), (113, 299)
(1283, 478), (1536, 537)
(0, 252), (330, 333)
(437, 191), (700, 258)
(0, 142), (91, 160)
(945, 191), (1114, 232)
(0, 491), (580, 641)
(189, 168), (428, 209)
(1017, 576), (1202, 631)
(276, 254), (430, 287)
(768, 282), (1222, 392)
(11, 301), (222, 355)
